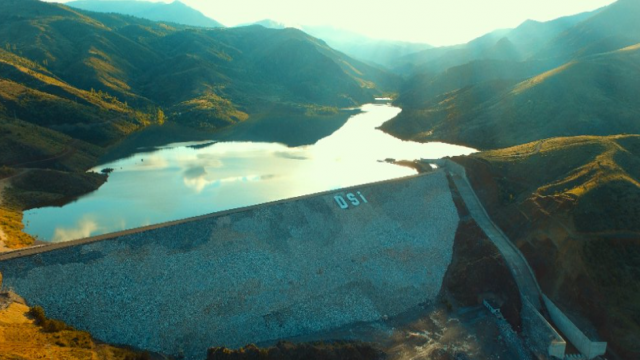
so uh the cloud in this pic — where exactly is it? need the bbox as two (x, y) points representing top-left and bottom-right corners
(182, 166), (214, 193)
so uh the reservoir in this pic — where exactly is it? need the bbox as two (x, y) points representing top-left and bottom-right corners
(24, 104), (475, 242)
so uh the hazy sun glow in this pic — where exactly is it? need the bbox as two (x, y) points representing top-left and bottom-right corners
(46, 0), (615, 46)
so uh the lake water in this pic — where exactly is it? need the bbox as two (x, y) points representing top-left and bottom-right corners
(24, 104), (476, 242)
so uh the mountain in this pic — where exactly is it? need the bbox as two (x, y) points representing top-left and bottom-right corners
(454, 135), (640, 359)
(67, 0), (225, 28)
(0, 0), (398, 138)
(383, 0), (640, 150)
(383, 44), (640, 149)
(244, 21), (433, 68)
(395, 59), (549, 111)
(395, 28), (511, 74)
(533, 0), (640, 63)
(396, 10), (594, 75)
(301, 26), (433, 68)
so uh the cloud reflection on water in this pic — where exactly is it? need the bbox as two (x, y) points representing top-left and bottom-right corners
(52, 216), (99, 243)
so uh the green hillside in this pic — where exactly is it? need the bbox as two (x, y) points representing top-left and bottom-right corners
(0, 0), (398, 136)
(383, 42), (640, 149)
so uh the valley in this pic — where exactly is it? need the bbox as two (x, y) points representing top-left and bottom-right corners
(1, 0), (639, 359)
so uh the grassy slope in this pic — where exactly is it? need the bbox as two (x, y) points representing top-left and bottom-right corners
(454, 135), (640, 359)
(394, 59), (549, 110)
(0, 49), (149, 145)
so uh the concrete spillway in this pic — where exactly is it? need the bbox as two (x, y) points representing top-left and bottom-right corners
(0, 171), (459, 359)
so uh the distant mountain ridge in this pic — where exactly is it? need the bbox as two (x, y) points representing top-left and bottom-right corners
(533, 0), (640, 62)
(383, 44), (640, 149)
(67, 0), (225, 28)
(383, 0), (640, 150)
(395, 10), (595, 74)
(243, 20), (433, 68)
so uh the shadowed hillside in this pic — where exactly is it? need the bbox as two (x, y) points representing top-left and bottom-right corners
(394, 59), (549, 111)
(383, 0), (640, 151)
(454, 135), (640, 359)
(383, 43), (640, 149)
(394, 10), (593, 75)
(533, 0), (640, 64)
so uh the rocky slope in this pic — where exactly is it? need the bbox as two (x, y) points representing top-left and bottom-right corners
(453, 135), (640, 359)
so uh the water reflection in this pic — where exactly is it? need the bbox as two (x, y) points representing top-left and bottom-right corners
(51, 216), (99, 243)
(24, 104), (476, 242)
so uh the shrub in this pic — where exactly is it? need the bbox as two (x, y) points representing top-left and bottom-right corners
(28, 305), (74, 333)
(28, 305), (46, 324)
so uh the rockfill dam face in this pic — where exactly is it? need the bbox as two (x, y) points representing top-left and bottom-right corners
(0, 171), (459, 360)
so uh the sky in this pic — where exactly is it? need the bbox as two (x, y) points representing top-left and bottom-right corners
(49, 0), (616, 46)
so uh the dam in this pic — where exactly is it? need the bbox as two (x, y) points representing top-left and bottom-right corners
(0, 170), (460, 359)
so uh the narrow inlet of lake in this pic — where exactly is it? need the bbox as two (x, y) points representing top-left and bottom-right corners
(24, 104), (476, 242)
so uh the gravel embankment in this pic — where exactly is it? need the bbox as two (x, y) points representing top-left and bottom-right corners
(0, 171), (459, 360)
